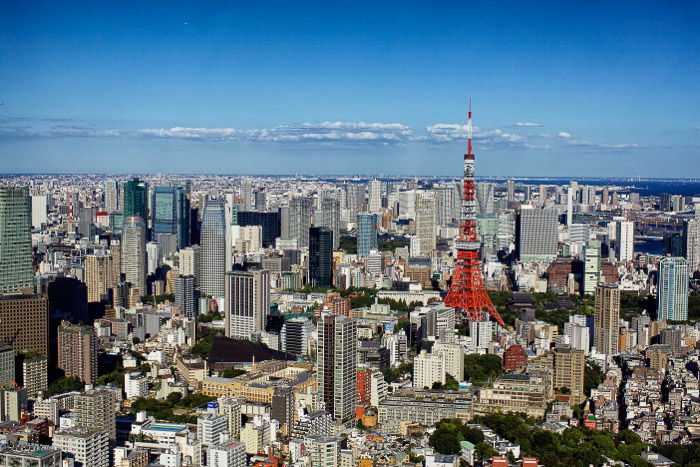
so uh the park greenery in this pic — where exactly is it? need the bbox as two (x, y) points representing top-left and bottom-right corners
(45, 376), (83, 397)
(140, 293), (175, 305)
(463, 354), (503, 383)
(190, 327), (223, 359)
(428, 414), (651, 467)
(129, 393), (216, 424)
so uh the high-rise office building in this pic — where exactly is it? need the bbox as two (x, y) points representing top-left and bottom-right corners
(345, 183), (365, 212)
(658, 257), (688, 321)
(476, 182), (495, 214)
(104, 179), (119, 213)
(123, 178), (148, 219)
(615, 220), (634, 262)
(201, 199), (226, 298)
(122, 216), (147, 293)
(281, 317), (314, 356)
(175, 275), (197, 319)
(683, 219), (700, 274)
(84, 253), (114, 303)
(78, 206), (95, 237)
(240, 179), (253, 210)
(309, 227), (333, 288)
(31, 194), (48, 229)
(356, 213), (377, 258)
(58, 321), (98, 384)
(289, 197), (312, 248)
(151, 186), (188, 249)
(224, 269), (270, 340)
(368, 180), (382, 213)
(506, 180), (515, 201)
(436, 185), (457, 227)
(583, 239), (601, 296)
(318, 313), (357, 424)
(517, 208), (558, 263)
(594, 284), (620, 355)
(0, 186), (33, 293)
(179, 245), (201, 288)
(236, 211), (281, 247)
(415, 191), (437, 256)
(317, 195), (341, 250)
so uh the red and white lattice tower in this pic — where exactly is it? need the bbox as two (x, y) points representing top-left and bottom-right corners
(444, 101), (505, 327)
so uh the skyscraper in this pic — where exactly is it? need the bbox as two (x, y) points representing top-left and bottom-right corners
(415, 191), (437, 256)
(123, 178), (148, 219)
(31, 194), (48, 230)
(658, 257), (688, 321)
(289, 197), (312, 248)
(179, 246), (201, 288)
(152, 186), (188, 249)
(104, 179), (118, 213)
(309, 227), (333, 288)
(84, 253), (114, 303)
(317, 313), (357, 424)
(240, 179), (253, 210)
(224, 269), (270, 340)
(201, 199), (226, 298)
(368, 180), (382, 213)
(345, 183), (365, 213)
(594, 284), (620, 355)
(317, 194), (340, 250)
(506, 179), (515, 201)
(236, 211), (281, 247)
(122, 216), (147, 293)
(476, 182), (495, 214)
(175, 275), (197, 319)
(683, 219), (700, 274)
(0, 186), (33, 293)
(356, 213), (377, 258)
(615, 221), (634, 262)
(0, 293), (48, 356)
(583, 239), (601, 296)
(517, 208), (558, 263)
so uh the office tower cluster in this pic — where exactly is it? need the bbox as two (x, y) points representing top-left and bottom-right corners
(0, 103), (695, 465)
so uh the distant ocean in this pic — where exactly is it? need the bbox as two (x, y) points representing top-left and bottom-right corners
(479, 178), (700, 198)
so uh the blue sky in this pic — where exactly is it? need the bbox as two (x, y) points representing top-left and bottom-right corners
(1, 1), (698, 176)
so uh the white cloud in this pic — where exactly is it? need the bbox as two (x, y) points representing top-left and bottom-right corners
(136, 122), (412, 144)
(558, 131), (572, 138)
(515, 122), (543, 127)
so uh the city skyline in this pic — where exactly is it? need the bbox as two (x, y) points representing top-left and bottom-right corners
(1, 1), (698, 176)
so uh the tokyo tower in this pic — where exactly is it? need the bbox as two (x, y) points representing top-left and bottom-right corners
(444, 101), (505, 327)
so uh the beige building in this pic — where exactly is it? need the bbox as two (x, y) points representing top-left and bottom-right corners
(594, 284), (620, 355)
(58, 321), (97, 384)
(84, 254), (114, 303)
(0, 293), (48, 357)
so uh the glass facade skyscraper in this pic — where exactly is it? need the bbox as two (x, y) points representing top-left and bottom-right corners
(151, 186), (189, 249)
(200, 199), (226, 298)
(0, 186), (33, 293)
(123, 178), (148, 219)
(356, 213), (377, 258)
(658, 257), (688, 321)
(309, 227), (333, 288)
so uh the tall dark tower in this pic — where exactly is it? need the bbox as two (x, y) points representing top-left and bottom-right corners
(444, 101), (505, 327)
